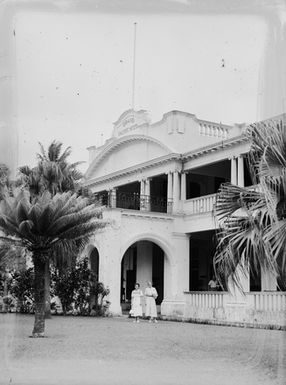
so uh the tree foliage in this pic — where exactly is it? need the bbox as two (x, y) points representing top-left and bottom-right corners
(0, 188), (104, 336)
(214, 119), (286, 290)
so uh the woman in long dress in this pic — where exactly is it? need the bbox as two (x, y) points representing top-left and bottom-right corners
(130, 283), (143, 323)
(145, 281), (158, 323)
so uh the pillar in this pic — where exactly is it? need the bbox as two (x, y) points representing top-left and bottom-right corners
(173, 171), (180, 213)
(145, 178), (151, 211)
(167, 172), (173, 213)
(231, 157), (237, 185)
(140, 179), (145, 196)
(110, 188), (117, 208)
(96, 213), (122, 315)
(174, 235), (189, 298)
(140, 179), (145, 210)
(137, 241), (153, 313)
(180, 172), (186, 201)
(237, 155), (245, 187)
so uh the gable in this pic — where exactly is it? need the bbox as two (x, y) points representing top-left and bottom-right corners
(85, 135), (172, 180)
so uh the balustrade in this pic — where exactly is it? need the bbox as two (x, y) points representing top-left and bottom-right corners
(185, 291), (286, 313)
(184, 193), (216, 215)
(248, 292), (286, 312)
(199, 122), (229, 138)
(185, 291), (226, 309)
(93, 191), (173, 213)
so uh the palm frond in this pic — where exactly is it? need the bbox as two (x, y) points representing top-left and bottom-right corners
(215, 118), (286, 290)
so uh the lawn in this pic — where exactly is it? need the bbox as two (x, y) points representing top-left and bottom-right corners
(0, 314), (285, 385)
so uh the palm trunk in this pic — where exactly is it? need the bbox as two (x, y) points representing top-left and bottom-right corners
(3, 280), (8, 313)
(44, 262), (51, 319)
(32, 256), (46, 337)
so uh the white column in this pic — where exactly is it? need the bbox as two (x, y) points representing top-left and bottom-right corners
(140, 179), (145, 211)
(180, 172), (186, 201)
(174, 235), (190, 298)
(237, 155), (245, 187)
(140, 179), (145, 196)
(145, 178), (151, 211)
(110, 188), (117, 208)
(137, 241), (153, 314)
(173, 171), (180, 213)
(231, 157), (237, 185)
(167, 172), (173, 213)
(97, 226), (122, 315)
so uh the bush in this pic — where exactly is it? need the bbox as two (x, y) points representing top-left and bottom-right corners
(10, 268), (34, 313)
(51, 268), (79, 316)
(2, 259), (110, 316)
(52, 258), (110, 317)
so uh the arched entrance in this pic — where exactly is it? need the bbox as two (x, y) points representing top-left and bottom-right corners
(120, 241), (165, 312)
(89, 247), (99, 281)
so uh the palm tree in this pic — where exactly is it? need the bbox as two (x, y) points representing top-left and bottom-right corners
(36, 140), (83, 195)
(19, 140), (83, 197)
(214, 118), (286, 290)
(0, 164), (10, 199)
(18, 141), (85, 316)
(0, 189), (103, 336)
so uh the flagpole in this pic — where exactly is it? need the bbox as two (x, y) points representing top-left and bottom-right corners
(132, 22), (137, 111)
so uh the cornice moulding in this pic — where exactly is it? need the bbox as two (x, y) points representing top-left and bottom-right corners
(84, 134), (249, 188)
(84, 153), (181, 187)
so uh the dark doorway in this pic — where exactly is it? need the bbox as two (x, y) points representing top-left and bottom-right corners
(121, 246), (137, 302)
(90, 247), (99, 281)
(150, 174), (168, 213)
(277, 254), (286, 291)
(250, 257), (261, 291)
(121, 241), (165, 309)
(152, 243), (164, 303)
(189, 230), (218, 291)
(244, 157), (253, 187)
(186, 160), (231, 199)
(116, 182), (140, 210)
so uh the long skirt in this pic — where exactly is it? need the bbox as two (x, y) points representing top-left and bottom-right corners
(145, 296), (157, 318)
(131, 297), (142, 317)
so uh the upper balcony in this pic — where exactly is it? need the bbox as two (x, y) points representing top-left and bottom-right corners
(91, 154), (255, 221)
(94, 191), (173, 214)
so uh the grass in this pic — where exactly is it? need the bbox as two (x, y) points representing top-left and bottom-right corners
(0, 314), (285, 385)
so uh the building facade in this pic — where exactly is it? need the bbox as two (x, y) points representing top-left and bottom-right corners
(83, 109), (286, 329)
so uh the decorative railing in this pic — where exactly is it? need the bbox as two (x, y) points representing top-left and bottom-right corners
(199, 122), (229, 139)
(247, 292), (286, 312)
(184, 291), (286, 312)
(184, 291), (226, 309)
(184, 193), (216, 215)
(93, 192), (173, 214)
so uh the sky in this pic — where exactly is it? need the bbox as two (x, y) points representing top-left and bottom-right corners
(2, 0), (286, 172)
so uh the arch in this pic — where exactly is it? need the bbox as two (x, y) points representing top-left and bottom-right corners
(120, 232), (174, 266)
(85, 134), (174, 179)
(120, 233), (174, 307)
(87, 245), (100, 280)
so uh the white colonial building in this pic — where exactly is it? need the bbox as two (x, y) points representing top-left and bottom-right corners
(83, 109), (286, 329)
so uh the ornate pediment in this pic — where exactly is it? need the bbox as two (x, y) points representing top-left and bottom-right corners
(113, 109), (151, 137)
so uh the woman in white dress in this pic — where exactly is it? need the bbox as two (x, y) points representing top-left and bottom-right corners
(130, 283), (143, 323)
(145, 281), (158, 323)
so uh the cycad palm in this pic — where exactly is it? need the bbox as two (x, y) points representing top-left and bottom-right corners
(214, 119), (286, 290)
(0, 189), (102, 336)
(19, 141), (85, 316)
